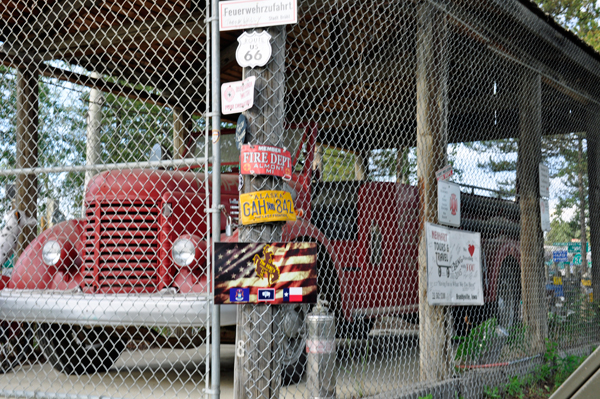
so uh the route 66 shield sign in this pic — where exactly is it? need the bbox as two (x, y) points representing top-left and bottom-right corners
(236, 31), (272, 68)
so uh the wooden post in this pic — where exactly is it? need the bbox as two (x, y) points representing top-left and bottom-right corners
(234, 25), (286, 399)
(16, 64), (39, 257)
(313, 144), (323, 181)
(354, 151), (368, 181)
(416, 4), (451, 382)
(173, 107), (192, 159)
(84, 72), (104, 187)
(578, 134), (588, 277)
(396, 147), (410, 185)
(587, 108), (600, 311)
(516, 68), (547, 352)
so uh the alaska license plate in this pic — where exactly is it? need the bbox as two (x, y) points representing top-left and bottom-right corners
(239, 190), (296, 225)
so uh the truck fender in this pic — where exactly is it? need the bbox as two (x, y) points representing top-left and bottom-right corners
(9, 219), (85, 290)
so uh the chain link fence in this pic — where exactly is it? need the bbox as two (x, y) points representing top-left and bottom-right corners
(1, 0), (600, 398)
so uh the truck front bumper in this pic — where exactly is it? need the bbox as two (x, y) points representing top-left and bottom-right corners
(0, 289), (237, 327)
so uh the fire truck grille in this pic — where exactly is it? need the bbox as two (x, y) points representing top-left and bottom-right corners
(82, 201), (161, 293)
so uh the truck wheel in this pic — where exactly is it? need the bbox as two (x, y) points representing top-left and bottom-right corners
(37, 324), (125, 375)
(496, 256), (521, 330)
(280, 303), (308, 385)
(0, 322), (33, 373)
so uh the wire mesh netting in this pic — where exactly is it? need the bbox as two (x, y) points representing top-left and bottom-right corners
(1, 0), (600, 398)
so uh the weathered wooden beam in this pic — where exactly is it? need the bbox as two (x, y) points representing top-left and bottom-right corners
(173, 108), (193, 160)
(516, 68), (547, 352)
(10, 10), (206, 62)
(416, 3), (451, 383)
(15, 64), (39, 257)
(234, 24), (287, 399)
(1, 51), (203, 115)
(587, 108), (600, 317)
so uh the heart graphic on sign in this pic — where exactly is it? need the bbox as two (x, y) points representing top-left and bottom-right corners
(468, 245), (475, 257)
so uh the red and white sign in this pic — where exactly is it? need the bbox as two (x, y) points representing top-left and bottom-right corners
(221, 76), (256, 115)
(240, 144), (292, 180)
(284, 287), (302, 302)
(219, 0), (297, 32)
(438, 180), (461, 227)
(436, 164), (454, 181)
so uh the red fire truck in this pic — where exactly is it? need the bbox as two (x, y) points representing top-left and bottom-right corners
(0, 123), (522, 381)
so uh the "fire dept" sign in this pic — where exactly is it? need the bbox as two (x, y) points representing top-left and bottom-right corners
(240, 190), (297, 225)
(240, 144), (292, 180)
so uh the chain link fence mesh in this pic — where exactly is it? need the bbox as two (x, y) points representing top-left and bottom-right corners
(1, 0), (600, 398)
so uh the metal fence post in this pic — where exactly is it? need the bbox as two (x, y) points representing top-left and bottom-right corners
(211, 0), (222, 398)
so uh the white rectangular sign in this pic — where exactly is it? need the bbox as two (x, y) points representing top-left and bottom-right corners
(426, 223), (484, 306)
(438, 180), (461, 227)
(540, 198), (551, 232)
(219, 0), (297, 31)
(539, 163), (550, 198)
(436, 164), (453, 181)
(221, 76), (256, 115)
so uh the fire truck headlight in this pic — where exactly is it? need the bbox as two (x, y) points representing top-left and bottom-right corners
(42, 240), (62, 266)
(172, 238), (195, 267)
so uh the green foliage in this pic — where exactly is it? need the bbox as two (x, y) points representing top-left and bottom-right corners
(483, 386), (501, 398)
(535, 1), (600, 51)
(417, 394), (432, 399)
(455, 317), (499, 363)
(322, 146), (356, 182)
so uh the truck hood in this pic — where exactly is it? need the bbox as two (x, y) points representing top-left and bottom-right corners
(85, 169), (240, 202)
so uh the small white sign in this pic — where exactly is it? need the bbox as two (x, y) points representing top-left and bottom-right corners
(236, 31), (272, 68)
(221, 76), (256, 115)
(541, 198), (551, 232)
(438, 180), (461, 228)
(436, 164), (453, 181)
(219, 0), (297, 31)
(539, 163), (550, 198)
(426, 223), (484, 306)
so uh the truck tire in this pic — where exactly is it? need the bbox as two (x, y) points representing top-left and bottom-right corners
(0, 322), (33, 373)
(37, 324), (125, 375)
(496, 256), (521, 330)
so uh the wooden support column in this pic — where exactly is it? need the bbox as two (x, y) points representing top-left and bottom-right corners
(173, 107), (193, 159)
(416, 4), (451, 382)
(516, 68), (547, 352)
(84, 72), (104, 187)
(16, 64), (39, 257)
(587, 108), (600, 311)
(234, 25), (286, 399)
(312, 144), (323, 181)
(354, 151), (368, 181)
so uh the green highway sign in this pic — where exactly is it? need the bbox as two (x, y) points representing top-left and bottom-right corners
(567, 242), (589, 253)
(573, 253), (582, 266)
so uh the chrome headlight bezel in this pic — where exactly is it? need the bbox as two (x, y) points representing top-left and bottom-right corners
(42, 240), (62, 266)
(172, 238), (196, 267)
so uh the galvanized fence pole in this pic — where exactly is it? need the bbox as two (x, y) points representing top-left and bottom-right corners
(211, 0), (222, 397)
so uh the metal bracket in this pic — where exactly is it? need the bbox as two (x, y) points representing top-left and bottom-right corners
(207, 204), (225, 213)
(203, 389), (221, 395)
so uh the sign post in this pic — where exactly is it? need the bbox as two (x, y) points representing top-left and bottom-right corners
(231, 7), (292, 394)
